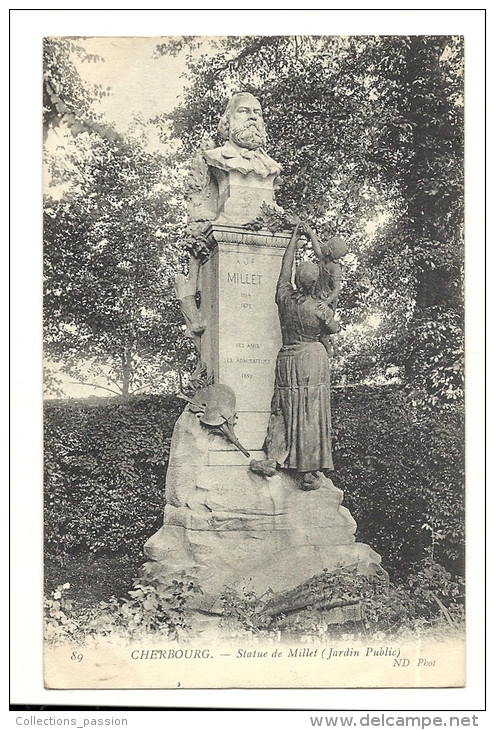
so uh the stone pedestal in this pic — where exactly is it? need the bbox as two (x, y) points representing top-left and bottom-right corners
(198, 224), (291, 455)
(143, 409), (384, 613)
(212, 169), (282, 226)
(143, 223), (387, 619)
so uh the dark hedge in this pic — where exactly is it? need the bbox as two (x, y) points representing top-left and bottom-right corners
(44, 388), (464, 581)
(332, 387), (464, 580)
(44, 394), (183, 559)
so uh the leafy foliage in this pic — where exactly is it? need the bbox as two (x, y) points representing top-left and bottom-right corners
(44, 36), (464, 404)
(217, 560), (464, 641)
(43, 37), (116, 141)
(44, 132), (193, 396)
(44, 395), (183, 558)
(44, 583), (79, 644)
(44, 556), (464, 646)
(332, 386), (464, 579)
(120, 574), (201, 638)
(44, 38), (94, 136)
(159, 35), (464, 406)
(220, 585), (276, 637)
(43, 38), (195, 396)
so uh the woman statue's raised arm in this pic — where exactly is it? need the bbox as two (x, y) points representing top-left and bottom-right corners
(278, 220), (302, 286)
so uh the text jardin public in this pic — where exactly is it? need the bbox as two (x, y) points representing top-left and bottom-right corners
(130, 646), (404, 660)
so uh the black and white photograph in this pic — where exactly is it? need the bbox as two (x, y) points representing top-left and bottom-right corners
(10, 9), (484, 705)
(39, 29), (469, 690)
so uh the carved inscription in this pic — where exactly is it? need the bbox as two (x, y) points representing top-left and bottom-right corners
(227, 272), (263, 285)
(215, 245), (284, 430)
(223, 343), (270, 379)
(222, 353), (269, 361)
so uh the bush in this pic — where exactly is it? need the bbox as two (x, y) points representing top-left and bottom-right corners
(332, 386), (464, 581)
(44, 394), (182, 558)
(218, 560), (464, 641)
(44, 387), (464, 581)
(43, 575), (201, 645)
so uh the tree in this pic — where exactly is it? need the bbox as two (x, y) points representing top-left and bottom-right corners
(43, 37), (117, 141)
(44, 132), (192, 397)
(44, 35), (464, 405)
(157, 35), (464, 408)
(43, 38), (197, 397)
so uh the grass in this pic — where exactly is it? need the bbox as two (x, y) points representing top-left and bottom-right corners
(44, 552), (143, 607)
(44, 552), (465, 649)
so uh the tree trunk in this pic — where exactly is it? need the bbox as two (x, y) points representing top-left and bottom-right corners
(121, 350), (132, 398)
(400, 36), (463, 315)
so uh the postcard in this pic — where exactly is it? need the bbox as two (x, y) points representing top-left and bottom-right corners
(41, 31), (469, 692)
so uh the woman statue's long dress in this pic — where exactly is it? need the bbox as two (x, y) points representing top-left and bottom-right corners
(264, 222), (338, 489)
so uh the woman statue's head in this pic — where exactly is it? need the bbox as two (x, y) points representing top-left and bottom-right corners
(295, 261), (319, 294)
(320, 235), (348, 261)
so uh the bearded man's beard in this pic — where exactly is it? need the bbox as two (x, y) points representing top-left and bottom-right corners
(230, 120), (266, 150)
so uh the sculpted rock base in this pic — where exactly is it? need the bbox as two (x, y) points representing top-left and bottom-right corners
(142, 409), (386, 616)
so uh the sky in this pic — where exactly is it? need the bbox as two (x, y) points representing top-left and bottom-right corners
(72, 36), (191, 134)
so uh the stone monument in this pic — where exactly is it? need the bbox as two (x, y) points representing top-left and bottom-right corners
(143, 93), (386, 617)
